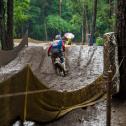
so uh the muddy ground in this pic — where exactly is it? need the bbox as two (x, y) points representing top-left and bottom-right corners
(0, 43), (126, 126)
(0, 44), (103, 91)
(13, 98), (126, 126)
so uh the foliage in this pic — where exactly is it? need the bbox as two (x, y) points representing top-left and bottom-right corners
(96, 1), (116, 35)
(14, 0), (30, 37)
(96, 37), (104, 46)
(46, 15), (72, 32)
(13, 0), (116, 41)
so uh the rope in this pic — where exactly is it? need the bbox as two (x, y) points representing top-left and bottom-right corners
(54, 106), (64, 120)
(0, 89), (54, 99)
(0, 82), (108, 99)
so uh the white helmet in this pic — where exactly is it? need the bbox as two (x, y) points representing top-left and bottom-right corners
(55, 35), (61, 40)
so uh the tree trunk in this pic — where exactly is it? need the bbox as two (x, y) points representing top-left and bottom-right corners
(59, 0), (62, 17)
(117, 0), (126, 98)
(91, 0), (97, 45)
(44, 21), (48, 41)
(6, 0), (14, 50)
(85, 4), (89, 45)
(82, 2), (86, 44)
(58, 0), (62, 34)
(0, 0), (7, 50)
(109, 0), (112, 18)
(81, 21), (84, 44)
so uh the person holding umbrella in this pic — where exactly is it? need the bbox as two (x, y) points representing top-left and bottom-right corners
(64, 33), (75, 45)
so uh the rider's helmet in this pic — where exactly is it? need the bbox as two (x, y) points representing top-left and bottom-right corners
(55, 35), (61, 40)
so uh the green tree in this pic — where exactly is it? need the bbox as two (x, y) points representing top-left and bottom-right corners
(46, 15), (73, 39)
(12, 0), (117, 42)
(14, 0), (30, 37)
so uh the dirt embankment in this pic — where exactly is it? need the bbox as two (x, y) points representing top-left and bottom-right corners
(0, 44), (103, 91)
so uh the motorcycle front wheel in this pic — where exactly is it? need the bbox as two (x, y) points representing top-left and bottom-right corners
(55, 63), (66, 77)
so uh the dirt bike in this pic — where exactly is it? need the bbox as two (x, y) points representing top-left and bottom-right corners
(51, 53), (68, 77)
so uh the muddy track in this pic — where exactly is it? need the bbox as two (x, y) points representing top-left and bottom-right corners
(0, 45), (103, 91)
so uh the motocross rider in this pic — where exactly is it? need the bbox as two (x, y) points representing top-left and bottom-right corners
(48, 35), (67, 71)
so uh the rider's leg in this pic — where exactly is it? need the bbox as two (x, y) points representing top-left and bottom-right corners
(59, 52), (67, 71)
(58, 51), (64, 63)
(51, 55), (57, 72)
(62, 61), (67, 71)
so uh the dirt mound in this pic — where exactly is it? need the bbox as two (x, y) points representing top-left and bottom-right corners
(14, 37), (46, 43)
(0, 44), (103, 91)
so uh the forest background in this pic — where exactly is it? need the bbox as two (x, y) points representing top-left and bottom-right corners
(11, 0), (116, 42)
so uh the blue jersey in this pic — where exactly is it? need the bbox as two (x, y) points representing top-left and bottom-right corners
(51, 40), (62, 50)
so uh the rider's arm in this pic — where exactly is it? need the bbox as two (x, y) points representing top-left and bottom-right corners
(48, 45), (52, 56)
(62, 41), (65, 52)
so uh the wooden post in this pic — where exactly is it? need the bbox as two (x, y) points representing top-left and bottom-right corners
(106, 69), (112, 126)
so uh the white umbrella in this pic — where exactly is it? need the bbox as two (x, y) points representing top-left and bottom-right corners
(64, 33), (75, 39)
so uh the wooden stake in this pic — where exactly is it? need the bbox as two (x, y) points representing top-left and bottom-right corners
(106, 69), (112, 126)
